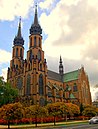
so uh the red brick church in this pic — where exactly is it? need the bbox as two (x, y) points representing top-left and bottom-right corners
(7, 6), (92, 106)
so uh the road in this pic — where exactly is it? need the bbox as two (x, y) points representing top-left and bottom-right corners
(40, 123), (98, 129)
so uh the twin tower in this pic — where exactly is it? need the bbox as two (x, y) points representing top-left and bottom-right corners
(7, 6), (64, 105)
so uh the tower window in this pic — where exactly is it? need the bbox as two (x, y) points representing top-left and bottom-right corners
(39, 38), (41, 47)
(38, 50), (41, 60)
(34, 36), (36, 47)
(20, 48), (22, 58)
(40, 63), (42, 70)
(16, 48), (18, 57)
(39, 74), (44, 95)
(30, 37), (32, 48)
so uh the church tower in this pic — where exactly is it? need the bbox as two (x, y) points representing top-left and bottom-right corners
(7, 17), (24, 91)
(24, 5), (47, 105)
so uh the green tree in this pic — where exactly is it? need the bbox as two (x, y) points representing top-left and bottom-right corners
(80, 103), (84, 116)
(83, 105), (97, 118)
(0, 102), (24, 129)
(0, 76), (18, 107)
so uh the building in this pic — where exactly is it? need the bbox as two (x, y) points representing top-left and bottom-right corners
(7, 6), (92, 106)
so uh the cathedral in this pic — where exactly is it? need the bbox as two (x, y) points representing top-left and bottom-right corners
(7, 6), (92, 106)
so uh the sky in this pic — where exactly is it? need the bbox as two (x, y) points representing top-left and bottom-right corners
(0, 0), (98, 101)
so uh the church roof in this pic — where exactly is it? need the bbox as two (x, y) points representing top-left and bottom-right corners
(63, 70), (80, 82)
(47, 70), (62, 82)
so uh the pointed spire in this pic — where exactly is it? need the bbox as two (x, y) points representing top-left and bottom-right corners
(60, 55), (62, 64)
(34, 4), (38, 25)
(17, 16), (22, 38)
(30, 4), (42, 35)
(59, 56), (64, 75)
(13, 17), (24, 46)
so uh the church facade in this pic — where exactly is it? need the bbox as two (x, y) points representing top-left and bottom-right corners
(7, 7), (92, 106)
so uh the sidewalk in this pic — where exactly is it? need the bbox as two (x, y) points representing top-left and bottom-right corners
(0, 120), (88, 129)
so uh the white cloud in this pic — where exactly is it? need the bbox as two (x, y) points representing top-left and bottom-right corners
(0, 49), (11, 64)
(39, 0), (55, 10)
(39, 0), (98, 101)
(0, 0), (34, 21)
(0, 68), (7, 82)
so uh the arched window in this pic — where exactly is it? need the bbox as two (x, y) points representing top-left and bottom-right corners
(39, 38), (41, 47)
(40, 63), (42, 70)
(16, 48), (18, 57)
(30, 50), (33, 62)
(73, 83), (77, 92)
(38, 50), (41, 60)
(34, 36), (36, 47)
(26, 74), (31, 95)
(17, 77), (23, 96)
(39, 74), (44, 95)
(30, 37), (32, 47)
(20, 48), (22, 58)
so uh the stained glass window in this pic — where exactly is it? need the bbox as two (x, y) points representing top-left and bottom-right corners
(73, 83), (77, 92)
(16, 48), (18, 57)
(39, 37), (41, 47)
(17, 77), (23, 95)
(34, 36), (36, 47)
(38, 50), (41, 60)
(39, 74), (44, 95)
(20, 48), (22, 58)
(26, 74), (31, 95)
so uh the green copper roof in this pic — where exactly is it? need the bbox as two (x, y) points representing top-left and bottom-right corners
(63, 70), (79, 82)
(69, 93), (75, 99)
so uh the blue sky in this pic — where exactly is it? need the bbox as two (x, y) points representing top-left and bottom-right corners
(0, 0), (98, 100)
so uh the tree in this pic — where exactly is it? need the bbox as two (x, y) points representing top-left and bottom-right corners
(25, 105), (48, 127)
(82, 105), (97, 118)
(80, 103), (84, 116)
(0, 76), (18, 107)
(0, 102), (24, 129)
(46, 102), (62, 125)
(66, 103), (80, 118)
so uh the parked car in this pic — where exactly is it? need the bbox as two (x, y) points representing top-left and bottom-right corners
(89, 116), (98, 124)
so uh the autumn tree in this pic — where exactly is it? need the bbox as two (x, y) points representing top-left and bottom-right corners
(82, 105), (97, 118)
(0, 76), (18, 107)
(66, 103), (80, 118)
(25, 105), (48, 127)
(0, 102), (24, 129)
(46, 102), (62, 125)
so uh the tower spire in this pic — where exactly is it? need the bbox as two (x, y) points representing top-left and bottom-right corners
(13, 17), (24, 46)
(34, 3), (38, 25)
(59, 55), (64, 75)
(17, 16), (22, 38)
(30, 4), (42, 35)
